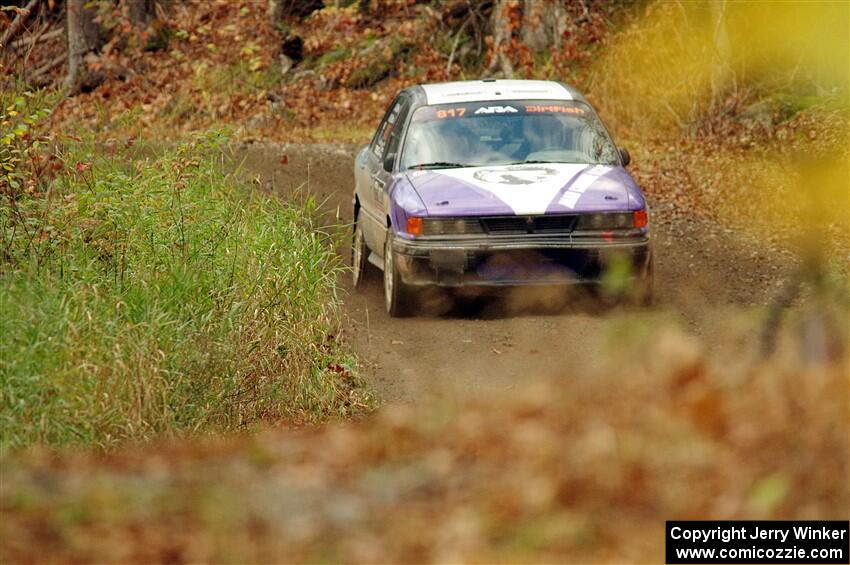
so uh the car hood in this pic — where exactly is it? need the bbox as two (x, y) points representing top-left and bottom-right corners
(404, 163), (642, 216)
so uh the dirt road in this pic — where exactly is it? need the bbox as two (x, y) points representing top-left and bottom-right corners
(238, 142), (793, 403)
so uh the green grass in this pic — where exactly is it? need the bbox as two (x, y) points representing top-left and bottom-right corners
(0, 130), (371, 450)
(193, 59), (282, 99)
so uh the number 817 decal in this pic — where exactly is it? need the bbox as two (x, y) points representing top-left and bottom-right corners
(436, 107), (466, 118)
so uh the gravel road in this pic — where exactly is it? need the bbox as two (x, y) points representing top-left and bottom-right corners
(237, 142), (793, 403)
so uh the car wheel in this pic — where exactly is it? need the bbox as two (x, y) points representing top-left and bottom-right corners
(384, 234), (413, 317)
(352, 214), (369, 289)
(631, 254), (654, 306)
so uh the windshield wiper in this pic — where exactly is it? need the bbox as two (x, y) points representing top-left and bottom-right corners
(506, 159), (576, 165)
(507, 159), (601, 166)
(406, 161), (470, 170)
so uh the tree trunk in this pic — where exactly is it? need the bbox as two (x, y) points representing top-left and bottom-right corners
(488, 0), (566, 75)
(267, 0), (285, 25)
(521, 0), (566, 51)
(126, 0), (150, 26)
(488, 0), (517, 76)
(64, 0), (98, 94)
(64, 0), (85, 94)
(709, 0), (733, 103)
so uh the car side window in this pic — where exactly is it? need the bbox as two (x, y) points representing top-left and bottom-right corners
(383, 100), (410, 162)
(371, 96), (405, 159)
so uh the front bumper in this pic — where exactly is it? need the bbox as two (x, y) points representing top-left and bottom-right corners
(393, 232), (652, 287)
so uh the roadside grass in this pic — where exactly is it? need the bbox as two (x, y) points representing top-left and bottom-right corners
(0, 128), (371, 450)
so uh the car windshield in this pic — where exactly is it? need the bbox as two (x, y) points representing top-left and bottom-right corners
(400, 100), (619, 170)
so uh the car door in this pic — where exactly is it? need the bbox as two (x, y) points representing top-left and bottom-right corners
(358, 95), (409, 255)
(374, 98), (412, 257)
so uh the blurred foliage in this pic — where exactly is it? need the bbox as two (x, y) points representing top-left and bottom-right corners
(591, 1), (849, 135)
(0, 321), (846, 561)
(586, 1), (849, 267)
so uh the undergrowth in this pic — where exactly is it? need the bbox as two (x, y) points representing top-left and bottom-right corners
(1, 102), (371, 449)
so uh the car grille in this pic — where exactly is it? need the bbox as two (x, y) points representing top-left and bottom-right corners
(481, 215), (577, 235)
(532, 215), (578, 233)
(481, 217), (527, 234)
(422, 215), (579, 236)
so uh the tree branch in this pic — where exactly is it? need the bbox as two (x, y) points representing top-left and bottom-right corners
(446, 14), (473, 74)
(11, 26), (63, 50)
(0, 0), (41, 49)
(29, 52), (66, 86)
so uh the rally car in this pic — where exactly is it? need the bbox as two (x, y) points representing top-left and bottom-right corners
(352, 79), (653, 316)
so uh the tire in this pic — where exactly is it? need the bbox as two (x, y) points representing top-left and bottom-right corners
(599, 252), (654, 307)
(631, 253), (655, 306)
(384, 234), (413, 317)
(352, 214), (369, 289)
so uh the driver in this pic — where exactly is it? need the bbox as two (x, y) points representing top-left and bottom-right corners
(519, 115), (566, 161)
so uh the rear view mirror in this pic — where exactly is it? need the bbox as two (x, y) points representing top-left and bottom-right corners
(618, 147), (631, 167)
(383, 152), (396, 173)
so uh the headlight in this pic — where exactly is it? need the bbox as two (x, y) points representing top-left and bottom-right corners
(575, 212), (634, 230)
(422, 218), (484, 236)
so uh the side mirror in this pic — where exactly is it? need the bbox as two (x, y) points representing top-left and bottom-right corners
(383, 152), (396, 173)
(618, 147), (631, 167)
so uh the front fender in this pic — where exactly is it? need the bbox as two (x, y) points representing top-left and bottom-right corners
(387, 175), (427, 238)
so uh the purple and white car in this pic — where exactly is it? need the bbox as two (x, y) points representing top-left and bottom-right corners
(352, 79), (653, 316)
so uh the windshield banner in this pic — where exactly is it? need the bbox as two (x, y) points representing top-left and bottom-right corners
(412, 100), (588, 122)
